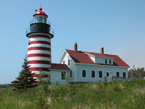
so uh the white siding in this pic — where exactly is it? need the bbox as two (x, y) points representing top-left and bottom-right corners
(50, 70), (70, 85)
(59, 51), (77, 82)
(95, 57), (113, 65)
(76, 64), (128, 82)
(86, 53), (113, 64)
(32, 70), (70, 85)
(88, 55), (95, 63)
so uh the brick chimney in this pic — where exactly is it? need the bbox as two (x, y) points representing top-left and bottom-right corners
(100, 47), (104, 54)
(74, 43), (77, 51)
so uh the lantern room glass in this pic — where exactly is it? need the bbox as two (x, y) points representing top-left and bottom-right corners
(33, 15), (47, 23)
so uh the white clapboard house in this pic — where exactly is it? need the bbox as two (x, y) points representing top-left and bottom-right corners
(58, 43), (130, 84)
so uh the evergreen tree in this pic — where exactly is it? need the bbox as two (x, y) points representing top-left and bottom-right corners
(11, 56), (37, 92)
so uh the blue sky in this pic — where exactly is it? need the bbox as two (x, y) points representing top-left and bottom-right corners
(0, 0), (145, 84)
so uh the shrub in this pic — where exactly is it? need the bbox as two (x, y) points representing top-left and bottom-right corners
(112, 84), (121, 91)
(103, 82), (109, 87)
(34, 85), (49, 109)
(34, 70), (51, 109)
(98, 83), (103, 89)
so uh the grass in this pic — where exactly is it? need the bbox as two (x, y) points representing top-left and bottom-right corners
(0, 79), (145, 109)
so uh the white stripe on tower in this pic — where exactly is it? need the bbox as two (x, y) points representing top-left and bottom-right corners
(27, 34), (51, 83)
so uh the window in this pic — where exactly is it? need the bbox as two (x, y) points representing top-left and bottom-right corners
(68, 59), (70, 66)
(63, 61), (65, 64)
(70, 71), (72, 78)
(99, 71), (102, 78)
(106, 72), (109, 77)
(109, 60), (111, 64)
(82, 70), (86, 77)
(123, 72), (126, 78)
(116, 72), (119, 77)
(92, 71), (95, 78)
(61, 72), (66, 80)
(105, 59), (107, 64)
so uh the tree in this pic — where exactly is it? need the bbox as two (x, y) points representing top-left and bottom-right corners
(11, 56), (37, 92)
(128, 67), (145, 78)
(34, 70), (51, 109)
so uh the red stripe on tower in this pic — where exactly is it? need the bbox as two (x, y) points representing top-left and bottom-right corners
(28, 47), (51, 51)
(29, 41), (51, 45)
(28, 67), (50, 71)
(27, 60), (51, 64)
(27, 54), (51, 58)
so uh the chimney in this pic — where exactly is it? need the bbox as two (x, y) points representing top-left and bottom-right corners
(74, 43), (77, 51)
(100, 47), (104, 54)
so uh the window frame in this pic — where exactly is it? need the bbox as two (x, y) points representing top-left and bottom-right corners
(63, 61), (65, 64)
(82, 70), (86, 78)
(91, 70), (95, 78)
(68, 59), (70, 66)
(109, 59), (111, 64)
(116, 72), (119, 77)
(106, 72), (109, 77)
(61, 72), (66, 80)
(123, 72), (126, 78)
(105, 59), (107, 64)
(70, 71), (72, 78)
(99, 71), (102, 78)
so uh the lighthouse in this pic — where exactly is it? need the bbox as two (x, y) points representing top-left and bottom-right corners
(26, 7), (54, 84)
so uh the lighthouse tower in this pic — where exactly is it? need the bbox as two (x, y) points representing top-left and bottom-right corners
(26, 7), (54, 83)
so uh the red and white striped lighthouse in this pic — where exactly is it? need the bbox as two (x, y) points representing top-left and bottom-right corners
(26, 7), (54, 84)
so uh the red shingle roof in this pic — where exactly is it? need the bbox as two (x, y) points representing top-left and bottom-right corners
(49, 63), (71, 70)
(66, 49), (130, 67)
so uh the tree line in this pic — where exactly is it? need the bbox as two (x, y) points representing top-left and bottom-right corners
(128, 67), (145, 78)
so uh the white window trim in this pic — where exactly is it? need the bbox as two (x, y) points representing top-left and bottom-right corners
(91, 69), (96, 79)
(63, 61), (65, 64)
(123, 72), (126, 78)
(106, 71), (110, 77)
(116, 72), (119, 77)
(99, 71), (103, 78)
(68, 59), (70, 66)
(61, 72), (66, 80)
(70, 71), (72, 78)
(109, 59), (111, 64)
(105, 59), (107, 64)
(82, 69), (87, 78)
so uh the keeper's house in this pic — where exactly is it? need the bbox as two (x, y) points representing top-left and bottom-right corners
(58, 43), (130, 84)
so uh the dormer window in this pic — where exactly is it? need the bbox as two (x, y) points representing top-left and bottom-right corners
(68, 59), (70, 66)
(105, 59), (107, 64)
(109, 60), (111, 64)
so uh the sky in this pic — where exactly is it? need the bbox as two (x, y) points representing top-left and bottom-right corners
(0, 0), (145, 84)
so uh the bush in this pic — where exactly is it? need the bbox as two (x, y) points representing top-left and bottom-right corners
(112, 84), (121, 91)
(103, 82), (109, 87)
(98, 83), (104, 89)
(34, 86), (49, 109)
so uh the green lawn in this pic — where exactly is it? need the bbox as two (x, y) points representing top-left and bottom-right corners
(0, 79), (145, 109)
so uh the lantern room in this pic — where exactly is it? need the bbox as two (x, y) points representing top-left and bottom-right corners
(33, 7), (48, 23)
(26, 7), (54, 38)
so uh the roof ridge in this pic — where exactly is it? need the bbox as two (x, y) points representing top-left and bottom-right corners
(66, 49), (118, 56)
